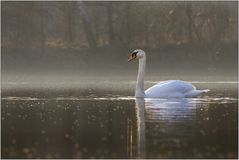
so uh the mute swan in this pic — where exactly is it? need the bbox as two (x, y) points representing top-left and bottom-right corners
(128, 49), (209, 98)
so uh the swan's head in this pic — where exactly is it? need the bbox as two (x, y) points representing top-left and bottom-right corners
(128, 49), (146, 62)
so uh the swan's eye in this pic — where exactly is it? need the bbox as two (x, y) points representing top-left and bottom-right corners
(132, 52), (138, 57)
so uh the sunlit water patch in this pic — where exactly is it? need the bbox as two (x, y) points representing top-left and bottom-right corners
(1, 96), (237, 104)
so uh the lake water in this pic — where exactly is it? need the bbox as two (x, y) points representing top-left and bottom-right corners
(1, 78), (238, 158)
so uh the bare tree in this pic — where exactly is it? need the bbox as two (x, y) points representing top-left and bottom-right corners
(106, 2), (115, 46)
(77, 1), (97, 49)
(63, 2), (76, 44)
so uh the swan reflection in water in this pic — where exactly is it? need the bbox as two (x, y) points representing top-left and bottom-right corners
(134, 98), (197, 159)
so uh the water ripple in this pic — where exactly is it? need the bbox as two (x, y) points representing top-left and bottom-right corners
(1, 96), (237, 104)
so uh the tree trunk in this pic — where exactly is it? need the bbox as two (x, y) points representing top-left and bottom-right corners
(185, 2), (201, 45)
(107, 2), (115, 46)
(126, 3), (131, 49)
(185, 3), (194, 45)
(38, 2), (46, 52)
(64, 2), (77, 44)
(77, 1), (97, 49)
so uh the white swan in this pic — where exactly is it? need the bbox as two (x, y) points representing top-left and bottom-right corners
(128, 49), (209, 98)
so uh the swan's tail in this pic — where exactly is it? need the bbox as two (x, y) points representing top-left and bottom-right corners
(185, 89), (210, 98)
(201, 89), (210, 93)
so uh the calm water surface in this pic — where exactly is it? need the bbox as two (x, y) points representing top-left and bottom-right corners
(1, 79), (238, 158)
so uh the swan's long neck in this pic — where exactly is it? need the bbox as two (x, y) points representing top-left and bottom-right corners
(135, 56), (146, 97)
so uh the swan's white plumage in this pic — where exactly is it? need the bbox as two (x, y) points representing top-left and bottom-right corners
(145, 80), (208, 98)
(128, 49), (209, 98)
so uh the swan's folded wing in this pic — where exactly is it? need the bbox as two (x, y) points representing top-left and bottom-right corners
(156, 80), (195, 92)
(146, 80), (196, 97)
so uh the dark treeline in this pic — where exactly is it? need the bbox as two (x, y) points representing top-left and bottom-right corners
(1, 1), (238, 76)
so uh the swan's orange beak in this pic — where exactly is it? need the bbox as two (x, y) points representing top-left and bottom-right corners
(128, 54), (136, 62)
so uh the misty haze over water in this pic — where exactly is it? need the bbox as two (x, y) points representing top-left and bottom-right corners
(1, 1), (238, 80)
